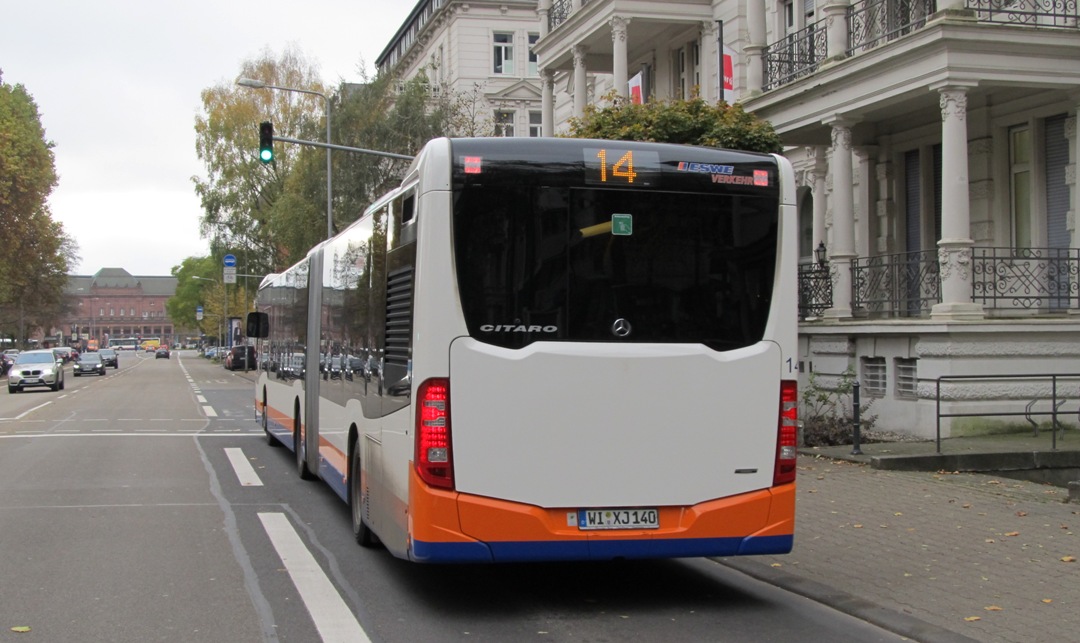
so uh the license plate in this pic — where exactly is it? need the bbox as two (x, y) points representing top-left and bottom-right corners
(578, 508), (659, 531)
(22, 378), (39, 384)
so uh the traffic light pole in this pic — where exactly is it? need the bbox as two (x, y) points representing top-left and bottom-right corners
(270, 135), (414, 161)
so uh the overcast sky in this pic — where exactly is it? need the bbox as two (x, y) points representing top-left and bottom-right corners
(2, 0), (414, 276)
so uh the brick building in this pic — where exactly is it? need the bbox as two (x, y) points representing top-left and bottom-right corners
(62, 268), (179, 348)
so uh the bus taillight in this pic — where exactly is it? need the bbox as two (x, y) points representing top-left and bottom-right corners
(416, 378), (454, 489)
(774, 380), (798, 485)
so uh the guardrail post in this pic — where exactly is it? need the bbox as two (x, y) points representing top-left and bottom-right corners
(851, 380), (863, 455)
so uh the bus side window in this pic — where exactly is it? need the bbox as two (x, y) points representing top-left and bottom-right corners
(247, 312), (269, 338)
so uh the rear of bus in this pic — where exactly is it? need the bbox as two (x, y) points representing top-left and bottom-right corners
(406, 138), (798, 563)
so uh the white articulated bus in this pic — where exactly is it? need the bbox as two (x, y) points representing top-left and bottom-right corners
(247, 137), (799, 563)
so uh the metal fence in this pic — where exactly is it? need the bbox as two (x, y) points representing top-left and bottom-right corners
(853, 250), (941, 317)
(848, 0), (937, 55)
(798, 263), (833, 319)
(762, 19), (828, 91)
(972, 247), (1080, 311)
(966, 0), (1080, 28)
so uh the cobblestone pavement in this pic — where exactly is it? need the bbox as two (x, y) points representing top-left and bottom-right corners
(721, 455), (1079, 643)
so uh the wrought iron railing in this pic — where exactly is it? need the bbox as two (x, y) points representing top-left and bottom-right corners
(762, 19), (828, 91)
(853, 250), (941, 317)
(967, 0), (1080, 28)
(972, 247), (1080, 311)
(798, 263), (833, 319)
(549, 0), (573, 31)
(848, 0), (937, 55)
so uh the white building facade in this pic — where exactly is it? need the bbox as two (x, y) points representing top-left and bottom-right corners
(384, 0), (1080, 438)
(377, 0), (545, 138)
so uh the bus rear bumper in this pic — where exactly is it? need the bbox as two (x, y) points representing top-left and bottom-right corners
(408, 470), (795, 563)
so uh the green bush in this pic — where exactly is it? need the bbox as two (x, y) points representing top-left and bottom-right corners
(801, 369), (878, 447)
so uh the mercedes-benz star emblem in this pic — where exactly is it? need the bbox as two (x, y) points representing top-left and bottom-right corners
(611, 318), (632, 338)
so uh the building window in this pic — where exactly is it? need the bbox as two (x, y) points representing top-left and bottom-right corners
(861, 357), (886, 396)
(528, 33), (539, 76)
(895, 358), (918, 398)
(130, 308), (135, 317)
(529, 111), (542, 137)
(109, 308), (114, 316)
(493, 32), (514, 75)
(99, 308), (104, 316)
(494, 110), (515, 137)
(1010, 125), (1032, 248)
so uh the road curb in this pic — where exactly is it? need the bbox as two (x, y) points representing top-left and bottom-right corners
(715, 557), (982, 643)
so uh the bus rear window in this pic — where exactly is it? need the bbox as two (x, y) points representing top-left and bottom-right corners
(453, 185), (778, 351)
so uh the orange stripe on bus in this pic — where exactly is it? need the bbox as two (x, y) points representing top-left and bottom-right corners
(408, 466), (793, 545)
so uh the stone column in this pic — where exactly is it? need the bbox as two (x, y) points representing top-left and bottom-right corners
(573, 44), (589, 119)
(611, 17), (629, 100)
(538, 0), (551, 37)
(931, 84), (984, 320)
(808, 147), (828, 252)
(823, 1), (850, 61)
(745, 0), (766, 94)
(824, 119), (856, 319)
(541, 69), (555, 137)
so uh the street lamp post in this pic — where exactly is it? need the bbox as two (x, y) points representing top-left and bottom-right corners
(237, 77), (333, 239)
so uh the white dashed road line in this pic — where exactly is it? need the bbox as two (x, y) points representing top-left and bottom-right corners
(224, 447), (263, 486)
(258, 513), (370, 643)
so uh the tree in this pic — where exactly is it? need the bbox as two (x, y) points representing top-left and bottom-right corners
(193, 46), (326, 276)
(566, 93), (783, 154)
(0, 71), (79, 344)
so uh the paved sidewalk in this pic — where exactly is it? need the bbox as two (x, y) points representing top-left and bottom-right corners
(720, 454), (1079, 643)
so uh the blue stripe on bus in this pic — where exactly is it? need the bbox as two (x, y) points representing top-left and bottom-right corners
(410, 534), (793, 563)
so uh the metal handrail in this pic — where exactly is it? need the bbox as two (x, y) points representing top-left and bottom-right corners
(935, 373), (1080, 453)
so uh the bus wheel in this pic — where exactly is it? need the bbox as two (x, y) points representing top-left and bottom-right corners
(294, 415), (315, 480)
(350, 440), (377, 547)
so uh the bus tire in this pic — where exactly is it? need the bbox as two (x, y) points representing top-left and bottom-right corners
(294, 413), (315, 480)
(349, 438), (377, 547)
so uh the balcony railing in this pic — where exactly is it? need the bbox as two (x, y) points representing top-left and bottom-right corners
(966, 0), (1080, 28)
(549, 0), (572, 31)
(853, 250), (941, 317)
(798, 262), (833, 319)
(848, 0), (937, 55)
(763, 19), (828, 91)
(972, 247), (1080, 311)
(763, 0), (1076, 92)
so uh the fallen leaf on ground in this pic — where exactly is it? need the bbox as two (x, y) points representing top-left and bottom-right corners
(853, 524), (864, 529)
(1062, 556), (1076, 563)
(10, 627), (31, 633)
(964, 616), (982, 622)
(984, 606), (1003, 611)
(771, 563), (782, 568)
(1016, 511), (1028, 517)
(1042, 599), (1053, 604)
(1005, 531), (1020, 537)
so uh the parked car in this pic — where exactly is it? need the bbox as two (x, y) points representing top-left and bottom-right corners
(73, 352), (107, 376)
(98, 348), (119, 369)
(224, 345), (256, 370)
(8, 349), (65, 392)
(155, 346), (170, 359)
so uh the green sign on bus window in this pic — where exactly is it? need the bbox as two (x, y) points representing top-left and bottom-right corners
(612, 213), (633, 236)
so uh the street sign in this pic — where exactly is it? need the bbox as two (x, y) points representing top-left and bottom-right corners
(224, 266), (237, 284)
(223, 254), (237, 267)
(196, 305), (203, 321)
(612, 213), (633, 236)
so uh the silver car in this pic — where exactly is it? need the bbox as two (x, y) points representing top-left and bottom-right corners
(8, 349), (65, 393)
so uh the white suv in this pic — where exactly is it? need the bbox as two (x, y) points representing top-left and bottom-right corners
(8, 349), (65, 393)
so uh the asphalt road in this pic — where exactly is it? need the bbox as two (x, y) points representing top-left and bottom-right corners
(0, 350), (912, 642)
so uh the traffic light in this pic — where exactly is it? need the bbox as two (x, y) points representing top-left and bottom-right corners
(259, 121), (274, 164)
